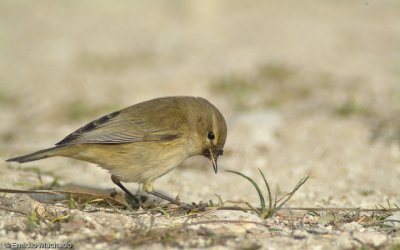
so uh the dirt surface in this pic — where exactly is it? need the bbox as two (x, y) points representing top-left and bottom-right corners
(1, 1), (400, 249)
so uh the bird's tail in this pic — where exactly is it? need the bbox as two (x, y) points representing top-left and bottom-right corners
(6, 146), (68, 163)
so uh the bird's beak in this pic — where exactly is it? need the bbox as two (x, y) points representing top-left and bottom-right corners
(209, 148), (218, 174)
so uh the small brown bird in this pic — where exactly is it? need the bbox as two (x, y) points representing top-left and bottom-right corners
(7, 96), (227, 205)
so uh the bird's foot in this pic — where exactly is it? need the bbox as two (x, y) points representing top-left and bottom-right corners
(178, 201), (209, 211)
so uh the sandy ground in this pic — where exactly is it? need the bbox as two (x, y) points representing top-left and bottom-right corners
(1, 1), (400, 249)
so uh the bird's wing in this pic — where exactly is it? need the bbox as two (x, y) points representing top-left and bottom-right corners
(56, 103), (185, 145)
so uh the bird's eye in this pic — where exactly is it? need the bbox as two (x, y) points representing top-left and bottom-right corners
(207, 131), (215, 140)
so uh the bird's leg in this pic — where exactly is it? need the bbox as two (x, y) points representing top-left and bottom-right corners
(111, 175), (140, 203)
(143, 180), (184, 207)
(111, 176), (186, 208)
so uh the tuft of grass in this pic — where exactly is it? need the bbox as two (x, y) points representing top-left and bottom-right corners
(27, 210), (39, 230)
(25, 205), (71, 233)
(226, 168), (309, 219)
(257, 62), (296, 83)
(67, 194), (78, 209)
(211, 75), (259, 110)
(210, 61), (314, 110)
(335, 96), (367, 117)
(64, 193), (124, 210)
(389, 243), (400, 250)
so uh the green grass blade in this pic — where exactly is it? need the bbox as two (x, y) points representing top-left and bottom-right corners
(226, 170), (265, 213)
(258, 168), (273, 210)
(276, 174), (309, 210)
(243, 201), (261, 216)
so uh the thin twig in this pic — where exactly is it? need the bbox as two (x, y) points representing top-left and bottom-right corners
(0, 188), (127, 207)
(215, 206), (399, 213)
(1, 188), (398, 214)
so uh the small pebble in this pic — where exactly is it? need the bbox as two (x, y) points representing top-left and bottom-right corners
(353, 231), (387, 248)
(341, 221), (363, 232)
(383, 212), (400, 229)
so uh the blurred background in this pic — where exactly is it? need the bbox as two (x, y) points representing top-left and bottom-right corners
(1, 0), (399, 207)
